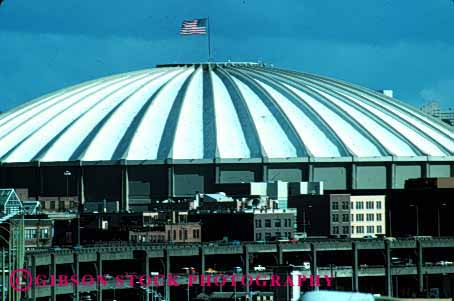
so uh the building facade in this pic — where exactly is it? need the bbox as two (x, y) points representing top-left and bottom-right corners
(128, 222), (201, 243)
(252, 209), (295, 241)
(330, 194), (385, 238)
(189, 209), (295, 242)
(39, 196), (78, 213)
(23, 215), (53, 249)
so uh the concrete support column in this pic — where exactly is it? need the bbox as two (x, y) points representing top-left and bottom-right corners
(35, 165), (41, 200)
(73, 217), (80, 247)
(215, 165), (221, 184)
(387, 162), (396, 189)
(164, 249), (171, 301)
(39, 166), (44, 196)
(199, 247), (206, 293)
(73, 253), (79, 301)
(121, 164), (129, 212)
(351, 163), (357, 190)
(417, 240), (424, 294)
(167, 165), (174, 199)
(277, 244), (283, 265)
(243, 245), (250, 296)
(308, 164), (314, 182)
(422, 163), (429, 178)
(310, 243), (318, 291)
(384, 240), (393, 297)
(79, 166), (85, 207)
(352, 242), (359, 292)
(262, 164), (268, 182)
(31, 255), (36, 301)
(96, 252), (102, 301)
(50, 254), (56, 301)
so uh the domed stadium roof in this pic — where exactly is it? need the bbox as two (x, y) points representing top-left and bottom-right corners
(0, 62), (452, 163)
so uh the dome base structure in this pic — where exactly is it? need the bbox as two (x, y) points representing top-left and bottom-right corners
(0, 63), (452, 210)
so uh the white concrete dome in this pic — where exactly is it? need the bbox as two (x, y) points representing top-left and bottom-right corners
(0, 62), (452, 163)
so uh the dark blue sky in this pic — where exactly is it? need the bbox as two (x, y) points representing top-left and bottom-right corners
(1, 0), (453, 111)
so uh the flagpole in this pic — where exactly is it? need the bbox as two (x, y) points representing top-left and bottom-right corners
(207, 17), (211, 61)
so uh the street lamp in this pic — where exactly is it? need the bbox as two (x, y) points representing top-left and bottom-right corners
(64, 170), (72, 197)
(409, 204), (419, 236)
(437, 203), (447, 237)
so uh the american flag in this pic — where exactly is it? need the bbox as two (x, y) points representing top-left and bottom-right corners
(179, 18), (208, 35)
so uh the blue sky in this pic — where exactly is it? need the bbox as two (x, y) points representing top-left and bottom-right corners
(1, 0), (453, 112)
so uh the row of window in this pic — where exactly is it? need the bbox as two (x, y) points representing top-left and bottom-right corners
(332, 213), (382, 223)
(255, 232), (292, 241)
(255, 219), (293, 228)
(166, 229), (200, 241)
(332, 200), (382, 210)
(332, 225), (383, 235)
(25, 228), (50, 240)
(353, 225), (383, 234)
(131, 234), (165, 242)
(41, 200), (77, 210)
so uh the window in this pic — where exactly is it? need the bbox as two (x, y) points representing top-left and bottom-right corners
(356, 214), (364, 222)
(351, 202), (354, 209)
(179, 230), (182, 240)
(265, 219), (271, 228)
(59, 200), (65, 211)
(193, 229), (200, 239)
(332, 226), (339, 234)
(342, 201), (349, 210)
(173, 230), (176, 241)
(351, 226), (355, 234)
(332, 214), (339, 222)
(40, 228), (49, 239)
(288, 219), (292, 227)
(366, 201), (374, 209)
(367, 226), (374, 233)
(184, 229), (188, 240)
(356, 202), (364, 210)
(284, 219), (288, 227)
(377, 225), (383, 234)
(376, 201), (382, 209)
(342, 226), (349, 234)
(366, 214), (374, 221)
(276, 232), (281, 238)
(50, 201), (56, 210)
(265, 232), (271, 240)
(256, 233), (262, 240)
(356, 226), (364, 233)
(342, 214), (349, 222)
(275, 219), (281, 227)
(351, 214), (354, 221)
(255, 219), (262, 228)
(376, 213), (382, 221)
(332, 201), (339, 210)
(25, 229), (36, 240)
(168, 231), (171, 241)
